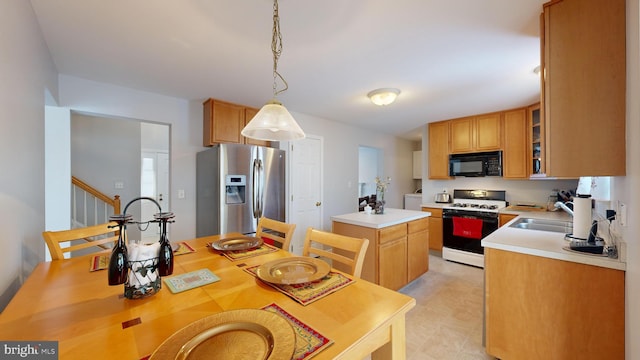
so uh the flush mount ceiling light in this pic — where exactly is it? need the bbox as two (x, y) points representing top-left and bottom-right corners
(241, 0), (305, 141)
(367, 88), (401, 106)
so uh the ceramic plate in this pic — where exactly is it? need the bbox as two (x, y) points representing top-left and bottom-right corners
(256, 257), (331, 285)
(210, 236), (263, 251)
(149, 309), (295, 360)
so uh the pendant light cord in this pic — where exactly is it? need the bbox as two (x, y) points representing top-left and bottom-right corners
(272, 0), (288, 98)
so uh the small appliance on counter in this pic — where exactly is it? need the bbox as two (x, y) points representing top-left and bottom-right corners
(435, 191), (451, 203)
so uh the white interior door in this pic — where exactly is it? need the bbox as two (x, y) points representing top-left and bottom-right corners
(141, 150), (169, 241)
(289, 136), (323, 255)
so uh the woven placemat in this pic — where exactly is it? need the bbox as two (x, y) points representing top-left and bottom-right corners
(245, 265), (354, 306)
(261, 303), (333, 359)
(220, 243), (279, 261)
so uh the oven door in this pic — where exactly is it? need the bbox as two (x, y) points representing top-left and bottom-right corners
(442, 210), (499, 254)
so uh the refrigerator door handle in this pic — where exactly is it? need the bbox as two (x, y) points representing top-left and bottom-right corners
(257, 159), (264, 218)
(252, 158), (260, 219)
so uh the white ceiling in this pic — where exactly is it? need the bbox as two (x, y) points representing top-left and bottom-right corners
(30, 0), (544, 141)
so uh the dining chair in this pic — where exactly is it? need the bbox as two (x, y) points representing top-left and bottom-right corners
(256, 217), (296, 252)
(302, 227), (370, 277)
(43, 222), (120, 260)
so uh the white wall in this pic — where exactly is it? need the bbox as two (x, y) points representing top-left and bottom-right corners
(0, 0), (58, 310)
(58, 75), (200, 241)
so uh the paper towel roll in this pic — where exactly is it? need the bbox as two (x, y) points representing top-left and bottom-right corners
(572, 196), (592, 239)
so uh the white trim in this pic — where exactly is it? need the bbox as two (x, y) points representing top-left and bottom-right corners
(442, 247), (484, 268)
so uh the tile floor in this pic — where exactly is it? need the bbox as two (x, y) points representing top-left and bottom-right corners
(367, 254), (495, 360)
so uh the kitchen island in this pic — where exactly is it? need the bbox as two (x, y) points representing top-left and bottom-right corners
(482, 212), (625, 359)
(332, 208), (431, 290)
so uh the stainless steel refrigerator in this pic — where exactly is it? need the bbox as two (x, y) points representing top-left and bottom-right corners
(196, 144), (285, 237)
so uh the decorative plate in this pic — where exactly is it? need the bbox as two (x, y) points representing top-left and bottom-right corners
(256, 257), (331, 285)
(149, 309), (296, 360)
(210, 236), (263, 251)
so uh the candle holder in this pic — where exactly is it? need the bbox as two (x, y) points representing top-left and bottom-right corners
(108, 197), (175, 300)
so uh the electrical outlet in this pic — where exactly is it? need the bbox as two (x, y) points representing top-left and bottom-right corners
(619, 202), (627, 227)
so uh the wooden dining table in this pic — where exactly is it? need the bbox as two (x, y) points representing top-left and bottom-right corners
(0, 234), (415, 359)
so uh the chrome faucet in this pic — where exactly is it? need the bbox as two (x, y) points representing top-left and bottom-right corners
(554, 201), (574, 216)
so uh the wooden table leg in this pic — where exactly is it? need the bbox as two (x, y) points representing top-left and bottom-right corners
(371, 315), (407, 360)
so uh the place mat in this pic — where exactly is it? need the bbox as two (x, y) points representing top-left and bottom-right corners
(90, 254), (110, 272)
(89, 241), (196, 272)
(245, 265), (354, 306)
(173, 241), (196, 256)
(219, 243), (279, 261)
(164, 268), (220, 294)
(261, 303), (333, 360)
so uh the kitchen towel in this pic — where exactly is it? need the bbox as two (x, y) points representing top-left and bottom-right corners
(453, 217), (483, 239)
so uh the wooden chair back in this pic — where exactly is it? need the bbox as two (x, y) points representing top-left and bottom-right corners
(256, 217), (296, 251)
(302, 227), (370, 277)
(43, 222), (120, 260)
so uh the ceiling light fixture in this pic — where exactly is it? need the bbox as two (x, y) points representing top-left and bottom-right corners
(367, 88), (401, 106)
(241, 0), (305, 141)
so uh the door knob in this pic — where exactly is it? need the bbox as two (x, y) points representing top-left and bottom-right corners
(315, 202), (321, 207)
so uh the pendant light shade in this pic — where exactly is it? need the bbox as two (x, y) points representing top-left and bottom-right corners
(242, 99), (305, 141)
(241, 0), (305, 142)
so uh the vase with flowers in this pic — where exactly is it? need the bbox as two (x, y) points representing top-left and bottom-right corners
(374, 176), (391, 214)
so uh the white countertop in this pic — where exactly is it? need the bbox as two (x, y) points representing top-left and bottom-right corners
(331, 208), (431, 229)
(482, 212), (626, 271)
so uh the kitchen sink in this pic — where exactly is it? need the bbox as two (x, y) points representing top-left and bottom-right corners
(509, 218), (573, 233)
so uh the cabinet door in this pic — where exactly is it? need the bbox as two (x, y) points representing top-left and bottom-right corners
(528, 103), (544, 176)
(422, 207), (443, 251)
(502, 109), (528, 179)
(475, 113), (502, 151)
(498, 214), (517, 227)
(449, 117), (474, 153)
(544, 0), (625, 176)
(243, 107), (270, 147)
(428, 121), (451, 179)
(203, 99), (244, 146)
(378, 237), (407, 291)
(407, 229), (429, 282)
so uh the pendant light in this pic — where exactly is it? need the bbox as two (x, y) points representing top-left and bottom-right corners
(242, 0), (305, 141)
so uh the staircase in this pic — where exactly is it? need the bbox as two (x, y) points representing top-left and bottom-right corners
(71, 176), (121, 228)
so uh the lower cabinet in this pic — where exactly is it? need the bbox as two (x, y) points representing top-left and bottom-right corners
(485, 248), (624, 359)
(498, 213), (517, 227)
(332, 218), (429, 290)
(422, 207), (443, 251)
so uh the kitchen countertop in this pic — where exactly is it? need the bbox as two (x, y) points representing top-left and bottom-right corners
(331, 208), (431, 229)
(482, 212), (626, 271)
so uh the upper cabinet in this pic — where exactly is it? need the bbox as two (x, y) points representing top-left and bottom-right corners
(203, 98), (270, 147)
(428, 121), (451, 179)
(502, 108), (528, 179)
(450, 113), (502, 154)
(542, 0), (625, 177)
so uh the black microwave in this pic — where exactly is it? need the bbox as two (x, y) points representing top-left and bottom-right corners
(449, 151), (502, 177)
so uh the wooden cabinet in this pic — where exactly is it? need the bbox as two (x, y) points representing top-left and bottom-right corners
(485, 248), (624, 359)
(498, 213), (517, 227)
(332, 217), (429, 290)
(502, 108), (528, 179)
(450, 113), (502, 154)
(203, 98), (270, 147)
(422, 207), (442, 251)
(528, 103), (544, 176)
(428, 121), (451, 179)
(542, 0), (625, 177)
(407, 219), (429, 282)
